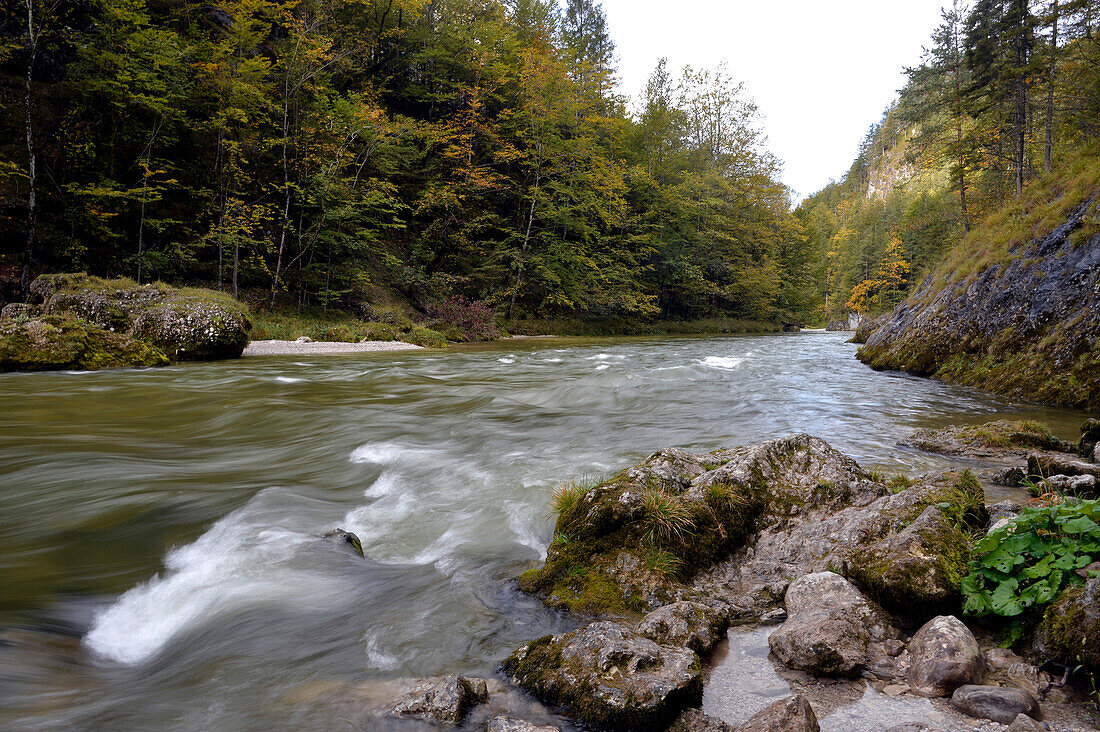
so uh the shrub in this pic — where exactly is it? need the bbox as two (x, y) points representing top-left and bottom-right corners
(962, 497), (1100, 618)
(426, 296), (501, 341)
(323, 325), (356, 342)
(404, 325), (447, 348)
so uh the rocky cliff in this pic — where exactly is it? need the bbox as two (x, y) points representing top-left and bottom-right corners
(857, 197), (1100, 410)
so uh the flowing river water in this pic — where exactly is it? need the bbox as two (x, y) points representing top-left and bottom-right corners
(0, 332), (1090, 731)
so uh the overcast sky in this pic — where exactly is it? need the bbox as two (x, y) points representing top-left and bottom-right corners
(600, 0), (952, 203)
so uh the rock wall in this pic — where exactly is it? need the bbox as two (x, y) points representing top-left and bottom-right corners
(857, 199), (1100, 409)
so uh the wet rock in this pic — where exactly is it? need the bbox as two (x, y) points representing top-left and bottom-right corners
(987, 500), (1023, 523)
(1034, 577), (1100, 673)
(502, 621), (702, 731)
(0, 315), (169, 372)
(994, 467), (1028, 487)
(486, 717), (560, 732)
(1007, 712), (1047, 731)
(637, 601), (728, 655)
(847, 505), (970, 614)
(1080, 418), (1100, 458)
(769, 572), (900, 677)
(1039, 473), (1097, 498)
(734, 695), (819, 732)
(668, 708), (733, 732)
(906, 615), (985, 697)
(322, 528), (364, 558)
(900, 421), (1067, 459)
(1027, 453), (1100, 481)
(389, 674), (489, 725)
(132, 295), (251, 360)
(851, 313), (889, 344)
(949, 684), (1041, 724)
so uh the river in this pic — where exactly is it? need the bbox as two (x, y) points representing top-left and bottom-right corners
(0, 332), (1088, 730)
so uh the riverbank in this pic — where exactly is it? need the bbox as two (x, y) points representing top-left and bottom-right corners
(242, 339), (425, 356)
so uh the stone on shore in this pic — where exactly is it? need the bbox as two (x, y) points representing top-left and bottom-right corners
(637, 601), (728, 655)
(131, 295), (251, 360)
(1007, 712), (1047, 731)
(948, 684), (1041, 725)
(734, 695), (819, 732)
(502, 621), (702, 731)
(768, 572), (900, 677)
(0, 315), (169, 372)
(668, 708), (733, 732)
(389, 674), (489, 725)
(906, 615), (985, 697)
(1027, 453), (1100, 481)
(1034, 577), (1100, 673)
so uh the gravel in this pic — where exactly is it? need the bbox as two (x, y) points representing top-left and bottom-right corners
(242, 339), (424, 356)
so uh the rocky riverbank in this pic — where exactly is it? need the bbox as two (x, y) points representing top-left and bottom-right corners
(0, 274), (251, 371)
(293, 424), (1100, 731)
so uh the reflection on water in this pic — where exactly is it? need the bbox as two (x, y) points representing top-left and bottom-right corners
(0, 333), (1088, 730)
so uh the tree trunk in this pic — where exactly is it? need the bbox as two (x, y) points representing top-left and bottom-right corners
(1045, 0), (1059, 174)
(137, 172), (148, 283)
(20, 0), (38, 297)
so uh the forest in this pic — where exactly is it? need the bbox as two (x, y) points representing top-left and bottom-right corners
(801, 0), (1100, 323)
(0, 0), (811, 325)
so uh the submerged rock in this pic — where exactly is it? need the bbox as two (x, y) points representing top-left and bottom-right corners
(734, 695), (819, 732)
(637, 601), (728, 656)
(502, 621), (702, 731)
(949, 684), (1041, 724)
(321, 529), (364, 558)
(0, 315), (169, 372)
(486, 717), (560, 732)
(389, 674), (489, 725)
(769, 572), (900, 678)
(906, 616), (985, 697)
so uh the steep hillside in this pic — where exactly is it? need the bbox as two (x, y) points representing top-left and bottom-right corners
(858, 152), (1100, 409)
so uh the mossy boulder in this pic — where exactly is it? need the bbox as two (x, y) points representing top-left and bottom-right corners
(901, 420), (1070, 458)
(847, 505), (972, 615)
(501, 621), (702, 731)
(130, 293), (251, 360)
(0, 315), (169, 372)
(404, 325), (448, 348)
(1034, 578), (1100, 673)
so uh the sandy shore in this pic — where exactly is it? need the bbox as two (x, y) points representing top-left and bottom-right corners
(242, 339), (425, 357)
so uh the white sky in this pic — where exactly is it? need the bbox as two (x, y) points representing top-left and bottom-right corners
(600, 0), (951, 202)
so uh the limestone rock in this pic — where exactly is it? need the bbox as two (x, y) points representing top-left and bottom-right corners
(1034, 578), (1100, 673)
(1007, 712), (1047, 732)
(987, 500), (1023, 523)
(637, 601), (728, 655)
(389, 674), (489, 725)
(847, 505), (969, 614)
(949, 684), (1041, 725)
(769, 572), (900, 677)
(132, 296), (251, 360)
(502, 621), (702, 731)
(734, 695), (819, 732)
(906, 615), (984, 697)
(0, 315), (169, 372)
(1028, 453), (1100, 481)
(668, 708), (733, 732)
(1039, 473), (1097, 498)
(486, 717), (560, 732)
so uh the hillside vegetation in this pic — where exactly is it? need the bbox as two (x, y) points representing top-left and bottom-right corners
(0, 0), (815, 327)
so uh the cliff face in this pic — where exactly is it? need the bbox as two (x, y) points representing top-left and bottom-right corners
(857, 198), (1100, 410)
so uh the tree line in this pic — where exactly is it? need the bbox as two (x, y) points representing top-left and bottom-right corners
(798, 0), (1100, 322)
(0, 0), (814, 324)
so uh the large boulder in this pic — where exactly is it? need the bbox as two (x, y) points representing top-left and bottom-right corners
(0, 315), (169, 372)
(768, 572), (901, 677)
(949, 685), (1041, 725)
(735, 695), (819, 732)
(906, 615), (985, 697)
(901, 420), (1068, 459)
(501, 621), (702, 731)
(1034, 577), (1100, 673)
(389, 674), (489, 725)
(131, 295), (250, 360)
(637, 601), (728, 655)
(846, 505), (970, 614)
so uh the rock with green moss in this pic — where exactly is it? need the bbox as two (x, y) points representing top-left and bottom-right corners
(131, 294), (251, 360)
(501, 621), (702, 731)
(1033, 578), (1100, 673)
(768, 572), (901, 677)
(846, 505), (971, 615)
(901, 420), (1070, 459)
(0, 303), (40, 321)
(404, 325), (448, 348)
(0, 315), (169, 372)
